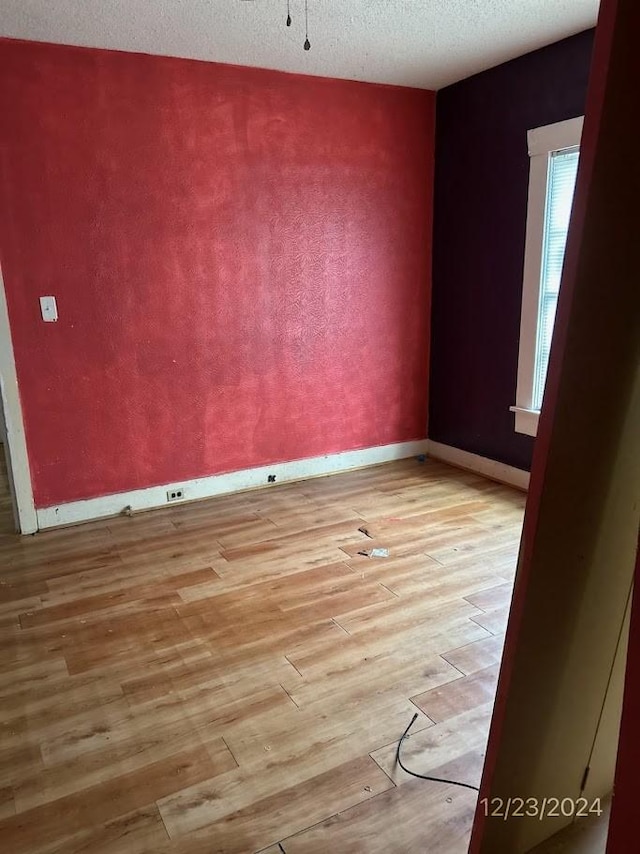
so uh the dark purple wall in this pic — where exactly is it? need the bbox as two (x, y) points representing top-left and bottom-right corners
(430, 30), (594, 471)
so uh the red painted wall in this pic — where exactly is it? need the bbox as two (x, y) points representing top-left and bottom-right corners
(0, 39), (434, 507)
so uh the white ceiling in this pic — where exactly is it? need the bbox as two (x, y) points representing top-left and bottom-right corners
(0, 0), (599, 90)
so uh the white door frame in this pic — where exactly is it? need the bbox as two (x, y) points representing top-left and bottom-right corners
(0, 266), (37, 534)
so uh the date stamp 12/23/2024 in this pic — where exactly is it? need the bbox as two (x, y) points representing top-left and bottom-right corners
(480, 796), (603, 821)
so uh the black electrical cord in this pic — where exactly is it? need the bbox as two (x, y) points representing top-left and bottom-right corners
(396, 713), (480, 792)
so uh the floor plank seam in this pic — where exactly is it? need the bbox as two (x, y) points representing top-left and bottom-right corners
(462, 585), (508, 607)
(367, 712), (435, 760)
(378, 582), (399, 599)
(221, 735), (241, 769)
(342, 559), (362, 575)
(439, 654), (469, 678)
(408, 697), (437, 724)
(331, 617), (350, 635)
(464, 601), (489, 613)
(469, 615), (498, 636)
(283, 655), (303, 678)
(156, 801), (173, 841)
(466, 619), (495, 640)
(279, 683), (300, 709)
(368, 750), (400, 787)
(279, 772), (395, 850)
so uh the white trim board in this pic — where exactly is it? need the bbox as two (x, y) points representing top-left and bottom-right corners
(527, 116), (584, 157)
(527, 115), (584, 157)
(0, 267), (37, 534)
(426, 440), (530, 491)
(36, 439), (429, 530)
(513, 115), (584, 438)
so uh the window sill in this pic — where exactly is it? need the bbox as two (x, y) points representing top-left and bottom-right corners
(510, 406), (539, 437)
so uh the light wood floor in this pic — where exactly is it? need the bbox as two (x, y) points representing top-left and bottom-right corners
(0, 450), (525, 853)
(0, 444), (15, 535)
(529, 798), (610, 854)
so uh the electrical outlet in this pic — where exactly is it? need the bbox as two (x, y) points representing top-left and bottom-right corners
(267, 474), (276, 483)
(166, 488), (185, 502)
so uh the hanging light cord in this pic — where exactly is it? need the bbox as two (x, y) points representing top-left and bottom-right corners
(282, 0), (310, 50)
(304, 0), (311, 50)
(396, 714), (481, 792)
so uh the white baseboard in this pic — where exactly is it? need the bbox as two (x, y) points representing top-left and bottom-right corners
(426, 440), (530, 491)
(36, 439), (429, 530)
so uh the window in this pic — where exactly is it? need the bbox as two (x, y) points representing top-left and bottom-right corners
(512, 116), (583, 437)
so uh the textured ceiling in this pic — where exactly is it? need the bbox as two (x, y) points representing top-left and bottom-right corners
(0, 0), (599, 90)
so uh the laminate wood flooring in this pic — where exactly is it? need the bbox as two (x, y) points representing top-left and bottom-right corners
(0, 451), (525, 853)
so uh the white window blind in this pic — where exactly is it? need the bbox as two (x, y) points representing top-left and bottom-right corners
(532, 147), (580, 410)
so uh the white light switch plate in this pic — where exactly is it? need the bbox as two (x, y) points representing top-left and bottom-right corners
(39, 296), (58, 322)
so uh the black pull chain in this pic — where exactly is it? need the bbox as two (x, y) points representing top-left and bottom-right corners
(286, 0), (291, 27)
(304, 0), (311, 50)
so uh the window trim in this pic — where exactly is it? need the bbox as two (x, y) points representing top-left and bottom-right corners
(512, 115), (583, 437)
